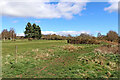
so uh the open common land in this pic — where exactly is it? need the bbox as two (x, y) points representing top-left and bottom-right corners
(2, 40), (119, 78)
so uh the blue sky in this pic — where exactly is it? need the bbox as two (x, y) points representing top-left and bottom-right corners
(1, 2), (118, 36)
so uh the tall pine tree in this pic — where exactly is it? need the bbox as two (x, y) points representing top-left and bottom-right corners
(24, 22), (42, 39)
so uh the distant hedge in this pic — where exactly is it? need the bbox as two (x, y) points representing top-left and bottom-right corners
(67, 38), (100, 44)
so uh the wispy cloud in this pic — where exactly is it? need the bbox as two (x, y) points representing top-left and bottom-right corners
(104, 0), (119, 13)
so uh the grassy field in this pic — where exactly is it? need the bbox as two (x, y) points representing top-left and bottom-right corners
(2, 40), (119, 78)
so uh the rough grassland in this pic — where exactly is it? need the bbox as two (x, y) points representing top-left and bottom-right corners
(2, 40), (119, 78)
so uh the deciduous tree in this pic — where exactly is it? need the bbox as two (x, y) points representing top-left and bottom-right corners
(1, 29), (9, 40)
(106, 30), (118, 42)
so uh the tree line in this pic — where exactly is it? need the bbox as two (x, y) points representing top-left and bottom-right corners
(97, 31), (118, 42)
(67, 31), (119, 44)
(42, 31), (119, 43)
(0, 28), (16, 41)
(0, 22), (119, 44)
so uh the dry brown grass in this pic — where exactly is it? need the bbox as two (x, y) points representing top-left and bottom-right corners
(32, 48), (55, 60)
(77, 46), (85, 49)
(94, 45), (118, 54)
(47, 49), (54, 53)
(32, 48), (39, 52)
(34, 52), (50, 60)
(63, 44), (78, 52)
(63, 44), (84, 52)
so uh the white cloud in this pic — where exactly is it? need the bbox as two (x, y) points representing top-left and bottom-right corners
(16, 33), (25, 36)
(104, 0), (119, 13)
(1, 0), (118, 18)
(56, 31), (90, 36)
(0, 0), (88, 19)
(41, 31), (90, 36)
(41, 31), (56, 35)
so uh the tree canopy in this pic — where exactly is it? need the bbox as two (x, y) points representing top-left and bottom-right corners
(1, 28), (16, 40)
(24, 22), (42, 39)
(106, 30), (118, 42)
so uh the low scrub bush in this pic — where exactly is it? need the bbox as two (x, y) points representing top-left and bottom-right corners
(67, 38), (100, 44)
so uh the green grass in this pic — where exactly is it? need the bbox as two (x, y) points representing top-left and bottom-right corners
(2, 39), (119, 78)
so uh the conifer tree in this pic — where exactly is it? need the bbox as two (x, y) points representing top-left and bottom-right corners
(24, 22), (42, 39)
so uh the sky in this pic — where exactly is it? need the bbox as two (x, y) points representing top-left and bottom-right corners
(0, 0), (118, 36)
